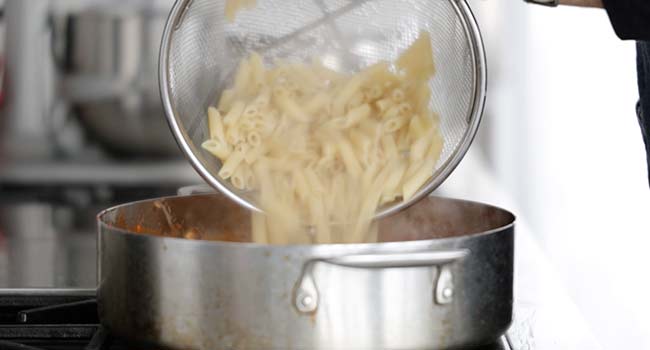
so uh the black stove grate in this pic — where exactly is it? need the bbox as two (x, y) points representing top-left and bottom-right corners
(0, 293), (113, 350)
(0, 292), (512, 350)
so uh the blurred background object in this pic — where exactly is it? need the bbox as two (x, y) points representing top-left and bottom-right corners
(0, 0), (648, 349)
(458, 1), (650, 349)
(3, 0), (180, 159)
(0, 0), (201, 289)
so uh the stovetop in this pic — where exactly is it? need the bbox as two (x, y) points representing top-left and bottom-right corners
(0, 290), (115, 350)
(0, 290), (511, 350)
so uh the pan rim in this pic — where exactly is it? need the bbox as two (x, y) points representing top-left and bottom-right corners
(97, 194), (516, 249)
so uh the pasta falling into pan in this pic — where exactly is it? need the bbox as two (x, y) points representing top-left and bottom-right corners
(202, 31), (443, 245)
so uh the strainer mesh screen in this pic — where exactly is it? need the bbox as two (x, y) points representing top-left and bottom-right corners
(163, 0), (482, 211)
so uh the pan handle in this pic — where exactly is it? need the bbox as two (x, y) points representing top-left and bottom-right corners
(324, 250), (468, 268)
(293, 249), (469, 313)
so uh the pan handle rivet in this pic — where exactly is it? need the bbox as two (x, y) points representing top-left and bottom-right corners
(301, 295), (313, 307)
(442, 287), (453, 298)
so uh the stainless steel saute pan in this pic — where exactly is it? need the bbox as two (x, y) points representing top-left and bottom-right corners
(97, 194), (514, 350)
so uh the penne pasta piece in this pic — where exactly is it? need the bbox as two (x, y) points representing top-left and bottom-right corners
(381, 159), (408, 202)
(396, 31), (436, 80)
(347, 91), (365, 109)
(240, 117), (258, 131)
(242, 104), (260, 120)
(391, 88), (406, 103)
(251, 212), (268, 244)
(304, 167), (325, 194)
(244, 145), (265, 164)
(361, 161), (380, 194)
(218, 88), (236, 112)
(218, 148), (246, 180)
(223, 100), (246, 125)
(253, 87), (271, 108)
(244, 165), (257, 189)
(409, 126), (434, 161)
(365, 84), (384, 101)
(231, 165), (247, 190)
(233, 59), (252, 95)
(383, 115), (409, 133)
(332, 75), (364, 117)
(402, 156), (436, 201)
(382, 104), (401, 120)
(310, 197), (331, 244)
(375, 98), (393, 113)
(208, 107), (227, 143)
(414, 80), (431, 112)
(350, 164), (391, 242)
(381, 134), (399, 160)
(349, 129), (372, 166)
(202, 139), (232, 160)
(336, 137), (363, 177)
(249, 52), (266, 89)
(247, 131), (262, 147)
(305, 92), (331, 115)
(361, 61), (400, 87)
(226, 126), (244, 145)
(398, 102), (413, 115)
(274, 94), (310, 123)
(396, 128), (411, 152)
(344, 104), (371, 128)
(293, 169), (311, 200)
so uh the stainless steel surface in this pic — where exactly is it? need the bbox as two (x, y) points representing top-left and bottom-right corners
(98, 194), (513, 350)
(0, 200), (603, 349)
(0, 160), (200, 186)
(60, 1), (178, 156)
(293, 250), (469, 313)
(3, 0), (56, 158)
(0, 203), (97, 289)
(159, 0), (487, 217)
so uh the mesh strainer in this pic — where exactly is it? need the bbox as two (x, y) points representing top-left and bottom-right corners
(159, 0), (486, 218)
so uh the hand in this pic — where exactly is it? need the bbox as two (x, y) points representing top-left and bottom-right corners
(558, 0), (603, 8)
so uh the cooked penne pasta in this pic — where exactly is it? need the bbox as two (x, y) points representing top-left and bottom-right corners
(396, 31), (436, 80)
(384, 115), (408, 133)
(223, 100), (246, 125)
(202, 139), (232, 160)
(218, 148), (246, 180)
(344, 104), (371, 128)
(305, 92), (330, 115)
(208, 107), (227, 142)
(231, 166), (247, 190)
(251, 212), (268, 244)
(218, 88), (235, 112)
(204, 31), (443, 245)
(333, 75), (363, 117)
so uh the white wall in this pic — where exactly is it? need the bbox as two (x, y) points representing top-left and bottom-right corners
(468, 2), (650, 349)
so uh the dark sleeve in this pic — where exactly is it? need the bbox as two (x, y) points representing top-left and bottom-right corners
(601, 0), (650, 40)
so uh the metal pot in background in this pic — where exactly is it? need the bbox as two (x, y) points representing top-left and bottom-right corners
(56, 2), (179, 157)
(97, 194), (515, 350)
(3, 0), (179, 158)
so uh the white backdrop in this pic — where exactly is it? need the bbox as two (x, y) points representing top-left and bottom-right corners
(466, 1), (650, 349)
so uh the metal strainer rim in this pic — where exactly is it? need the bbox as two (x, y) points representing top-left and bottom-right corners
(159, 0), (487, 219)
